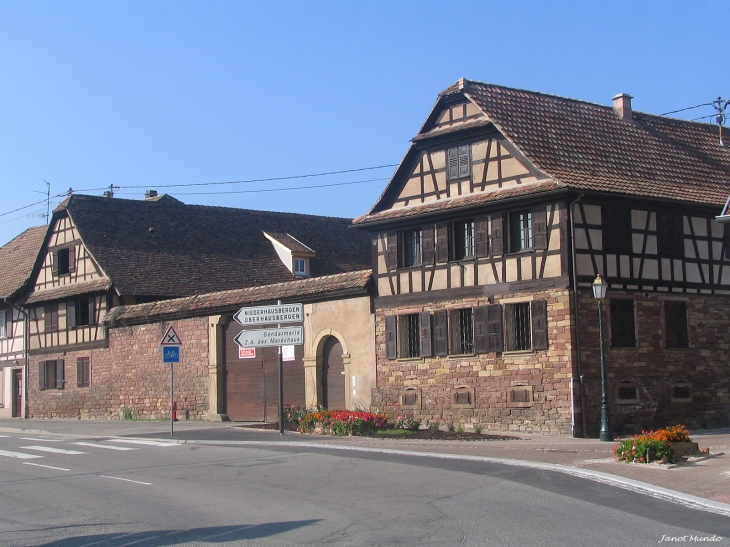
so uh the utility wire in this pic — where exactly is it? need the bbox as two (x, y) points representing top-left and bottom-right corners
(660, 103), (712, 116)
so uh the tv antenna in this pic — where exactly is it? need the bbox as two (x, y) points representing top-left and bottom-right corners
(712, 97), (730, 146)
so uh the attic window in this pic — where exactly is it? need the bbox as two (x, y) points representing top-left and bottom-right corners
(52, 247), (75, 276)
(294, 258), (307, 275)
(447, 145), (470, 181)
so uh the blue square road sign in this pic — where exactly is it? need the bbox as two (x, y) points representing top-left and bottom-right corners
(163, 346), (180, 363)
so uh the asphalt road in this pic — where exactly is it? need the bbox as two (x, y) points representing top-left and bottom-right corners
(0, 430), (728, 546)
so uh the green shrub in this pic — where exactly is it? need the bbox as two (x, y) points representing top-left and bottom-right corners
(427, 420), (440, 432)
(122, 408), (133, 421)
(473, 423), (483, 435)
(393, 414), (420, 430)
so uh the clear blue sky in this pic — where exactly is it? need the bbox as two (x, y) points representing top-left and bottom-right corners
(1, 1), (727, 246)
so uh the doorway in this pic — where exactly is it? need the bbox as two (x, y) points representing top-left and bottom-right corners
(12, 370), (22, 417)
(321, 337), (345, 410)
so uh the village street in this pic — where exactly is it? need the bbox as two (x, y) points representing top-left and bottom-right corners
(0, 421), (728, 546)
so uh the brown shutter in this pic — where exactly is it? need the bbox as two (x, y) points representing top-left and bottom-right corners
(532, 207), (548, 249)
(51, 251), (59, 275)
(473, 305), (489, 354)
(56, 360), (64, 389)
(433, 310), (448, 356)
(458, 145), (470, 179)
(724, 224), (730, 260)
(67, 300), (76, 328)
(385, 315), (397, 359)
(386, 232), (398, 271)
(475, 217), (489, 258)
(419, 311), (432, 357)
(447, 147), (459, 180)
(436, 223), (449, 263)
(422, 225), (435, 265)
(68, 246), (76, 273)
(486, 304), (504, 353)
(531, 300), (548, 350)
(449, 309), (461, 354)
(39, 361), (46, 391)
(77, 358), (83, 388)
(491, 215), (503, 256)
(88, 298), (96, 325)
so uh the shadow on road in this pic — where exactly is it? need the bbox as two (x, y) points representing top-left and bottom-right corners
(31, 520), (323, 546)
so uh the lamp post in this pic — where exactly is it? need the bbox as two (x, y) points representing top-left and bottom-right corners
(592, 274), (613, 442)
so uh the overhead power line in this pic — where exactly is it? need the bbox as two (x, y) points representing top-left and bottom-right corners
(660, 103), (712, 116)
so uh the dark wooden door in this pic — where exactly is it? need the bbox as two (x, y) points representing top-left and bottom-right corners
(224, 320), (306, 422)
(12, 370), (22, 417)
(322, 337), (346, 409)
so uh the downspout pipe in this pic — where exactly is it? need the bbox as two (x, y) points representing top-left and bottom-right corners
(4, 298), (29, 419)
(568, 195), (588, 438)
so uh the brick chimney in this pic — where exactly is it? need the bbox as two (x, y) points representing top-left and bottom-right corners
(612, 93), (633, 122)
(144, 190), (158, 199)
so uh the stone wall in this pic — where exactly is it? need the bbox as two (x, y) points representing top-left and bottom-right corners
(28, 318), (209, 420)
(372, 288), (575, 435)
(579, 291), (730, 435)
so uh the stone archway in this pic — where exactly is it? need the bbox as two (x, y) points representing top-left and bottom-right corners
(321, 336), (346, 409)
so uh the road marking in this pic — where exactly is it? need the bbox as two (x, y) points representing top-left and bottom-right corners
(99, 475), (151, 486)
(0, 434), (10, 437)
(20, 437), (63, 442)
(23, 462), (70, 471)
(0, 449), (43, 459)
(72, 442), (137, 451)
(20, 446), (88, 455)
(108, 439), (179, 447)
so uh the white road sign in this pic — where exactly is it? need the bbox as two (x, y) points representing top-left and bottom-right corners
(234, 327), (303, 348)
(234, 303), (303, 326)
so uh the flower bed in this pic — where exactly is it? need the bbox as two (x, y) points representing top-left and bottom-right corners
(298, 410), (388, 436)
(614, 425), (691, 464)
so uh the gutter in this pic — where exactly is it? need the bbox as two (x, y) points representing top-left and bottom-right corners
(568, 194), (587, 438)
(4, 298), (29, 419)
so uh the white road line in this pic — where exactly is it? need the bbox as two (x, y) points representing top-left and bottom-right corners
(20, 437), (63, 442)
(0, 434), (10, 437)
(23, 462), (70, 471)
(99, 475), (151, 486)
(20, 446), (88, 455)
(108, 439), (179, 447)
(72, 442), (137, 451)
(0, 449), (43, 459)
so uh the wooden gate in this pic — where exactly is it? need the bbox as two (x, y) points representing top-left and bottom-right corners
(224, 319), (305, 421)
(322, 337), (346, 410)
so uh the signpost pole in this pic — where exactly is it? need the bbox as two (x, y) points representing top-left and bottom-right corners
(278, 300), (284, 436)
(170, 361), (174, 437)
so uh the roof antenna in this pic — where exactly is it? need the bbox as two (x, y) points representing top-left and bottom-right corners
(32, 180), (51, 224)
(712, 97), (730, 146)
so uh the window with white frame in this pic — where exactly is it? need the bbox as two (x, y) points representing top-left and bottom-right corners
(0, 309), (7, 338)
(294, 257), (307, 275)
(451, 220), (475, 261)
(508, 210), (533, 252)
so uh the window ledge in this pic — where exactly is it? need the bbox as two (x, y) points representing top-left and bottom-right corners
(447, 353), (476, 360)
(610, 347), (638, 352)
(663, 347), (693, 352)
(502, 350), (534, 356)
(396, 357), (424, 363)
(504, 250), (535, 257)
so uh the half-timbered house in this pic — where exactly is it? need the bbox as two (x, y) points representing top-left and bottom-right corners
(20, 192), (372, 419)
(0, 226), (47, 419)
(354, 79), (730, 436)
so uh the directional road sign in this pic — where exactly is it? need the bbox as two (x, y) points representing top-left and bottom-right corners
(163, 346), (180, 363)
(234, 303), (303, 326)
(234, 326), (303, 348)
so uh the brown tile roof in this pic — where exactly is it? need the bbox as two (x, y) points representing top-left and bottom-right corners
(357, 79), (730, 224)
(0, 226), (48, 299)
(20, 278), (113, 305)
(103, 269), (372, 325)
(264, 232), (315, 254)
(55, 194), (371, 298)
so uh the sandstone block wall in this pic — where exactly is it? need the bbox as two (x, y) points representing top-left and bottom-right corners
(28, 318), (209, 420)
(372, 289), (575, 435)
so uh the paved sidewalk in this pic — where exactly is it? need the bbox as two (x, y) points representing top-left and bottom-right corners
(2, 419), (729, 514)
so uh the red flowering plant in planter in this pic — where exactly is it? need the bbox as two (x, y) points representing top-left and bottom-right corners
(614, 425), (690, 464)
(298, 410), (388, 436)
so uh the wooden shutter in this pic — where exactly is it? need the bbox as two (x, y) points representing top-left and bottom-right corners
(532, 207), (548, 249)
(486, 304), (504, 353)
(88, 298), (96, 325)
(386, 232), (398, 271)
(435, 223), (449, 263)
(458, 145), (470, 179)
(449, 309), (461, 354)
(68, 246), (76, 273)
(419, 311), (432, 357)
(433, 310), (448, 356)
(51, 251), (59, 275)
(422, 225), (435, 265)
(473, 305), (489, 354)
(67, 300), (76, 328)
(724, 224), (730, 260)
(531, 300), (548, 350)
(55, 360), (64, 390)
(385, 315), (397, 359)
(491, 215), (503, 256)
(77, 358), (84, 387)
(39, 361), (46, 391)
(475, 217), (489, 258)
(657, 212), (684, 259)
(447, 147), (459, 180)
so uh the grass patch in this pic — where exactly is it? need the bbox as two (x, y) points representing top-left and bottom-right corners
(375, 429), (415, 437)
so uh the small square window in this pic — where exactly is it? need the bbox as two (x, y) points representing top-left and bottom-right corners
(39, 359), (64, 390)
(401, 388), (420, 409)
(447, 145), (470, 181)
(670, 382), (692, 402)
(506, 386), (533, 408)
(294, 258), (306, 275)
(616, 381), (639, 404)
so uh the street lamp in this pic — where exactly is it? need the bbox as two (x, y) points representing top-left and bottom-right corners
(592, 274), (613, 442)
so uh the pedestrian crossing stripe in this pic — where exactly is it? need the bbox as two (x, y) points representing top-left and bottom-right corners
(108, 439), (179, 447)
(20, 446), (88, 455)
(0, 449), (43, 459)
(73, 442), (137, 451)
